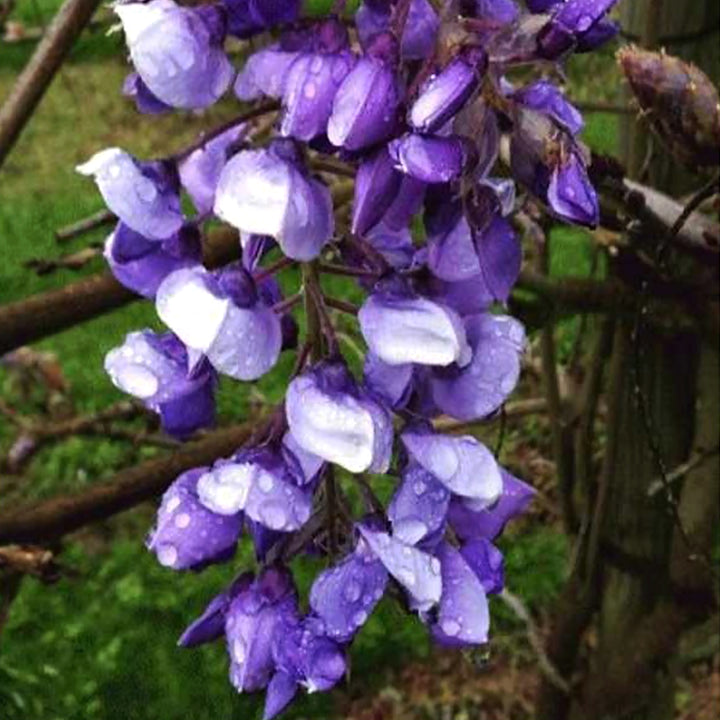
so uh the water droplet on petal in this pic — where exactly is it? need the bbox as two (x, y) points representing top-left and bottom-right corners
(174, 513), (191, 529)
(157, 544), (178, 567)
(343, 581), (362, 603)
(441, 618), (461, 636)
(233, 638), (246, 663)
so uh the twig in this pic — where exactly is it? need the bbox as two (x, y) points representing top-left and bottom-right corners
(0, 545), (61, 582)
(499, 589), (572, 696)
(0, 421), (256, 544)
(647, 446), (720, 497)
(317, 262), (379, 279)
(323, 295), (360, 316)
(253, 256), (295, 283)
(311, 157), (356, 179)
(55, 208), (115, 243)
(0, 0), (101, 168)
(272, 292), (303, 315)
(25, 246), (102, 275)
(174, 101), (280, 161)
(576, 102), (634, 115)
(432, 398), (548, 432)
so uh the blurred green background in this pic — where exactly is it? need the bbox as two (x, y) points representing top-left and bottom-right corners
(0, 2), (621, 718)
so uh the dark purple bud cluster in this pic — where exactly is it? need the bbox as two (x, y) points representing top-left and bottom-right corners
(77, 0), (619, 716)
(618, 46), (720, 170)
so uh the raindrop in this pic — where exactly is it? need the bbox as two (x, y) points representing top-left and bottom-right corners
(157, 544), (178, 567)
(343, 581), (362, 604)
(259, 500), (287, 530)
(174, 512), (191, 529)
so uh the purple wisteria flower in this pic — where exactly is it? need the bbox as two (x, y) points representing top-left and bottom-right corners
(115, 0), (234, 109)
(214, 140), (333, 260)
(409, 48), (488, 134)
(286, 361), (393, 474)
(105, 330), (216, 438)
(359, 280), (472, 367)
(223, 0), (301, 39)
(401, 426), (503, 504)
(538, 0), (620, 58)
(147, 468), (243, 570)
(310, 538), (388, 641)
(196, 447), (312, 533)
(356, 0), (439, 60)
(104, 222), (202, 298)
(327, 33), (403, 150)
(77, 148), (183, 240)
(85, 0), (621, 711)
(178, 125), (247, 216)
(155, 265), (282, 381)
(431, 313), (526, 421)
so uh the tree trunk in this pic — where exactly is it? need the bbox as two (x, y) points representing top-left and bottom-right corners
(570, 320), (698, 720)
(538, 2), (718, 718)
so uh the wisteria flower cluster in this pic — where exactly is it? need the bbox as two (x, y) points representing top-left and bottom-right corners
(80, 0), (617, 716)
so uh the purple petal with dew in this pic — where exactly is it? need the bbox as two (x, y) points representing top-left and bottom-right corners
(263, 671), (299, 720)
(77, 148), (183, 240)
(214, 146), (333, 260)
(146, 468), (243, 571)
(363, 352), (414, 410)
(402, 428), (503, 504)
(460, 538), (505, 595)
(197, 455), (312, 533)
(310, 550), (388, 642)
(430, 542), (489, 646)
(328, 54), (402, 151)
(474, 214), (522, 304)
(352, 147), (403, 236)
(123, 72), (172, 115)
(286, 367), (392, 474)
(281, 51), (355, 141)
(427, 213), (482, 283)
(116, 0), (233, 110)
(449, 469), (535, 541)
(104, 222), (202, 298)
(359, 292), (472, 368)
(388, 134), (470, 184)
(179, 125), (246, 215)
(389, 462), (450, 545)
(513, 80), (583, 135)
(282, 430), (325, 487)
(357, 524), (442, 612)
(179, 573), (253, 647)
(235, 45), (299, 100)
(548, 151), (599, 227)
(381, 174), (427, 231)
(366, 222), (416, 269)
(431, 313), (525, 421)
(226, 568), (299, 692)
(410, 50), (485, 134)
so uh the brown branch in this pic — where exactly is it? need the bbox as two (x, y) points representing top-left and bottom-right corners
(432, 398), (548, 432)
(0, 0), (101, 168)
(614, 178), (720, 256)
(25, 246), (102, 275)
(500, 589), (571, 696)
(0, 545), (61, 582)
(0, 422), (255, 544)
(0, 226), (239, 356)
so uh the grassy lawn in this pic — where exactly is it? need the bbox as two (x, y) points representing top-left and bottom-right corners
(0, 9), (621, 720)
